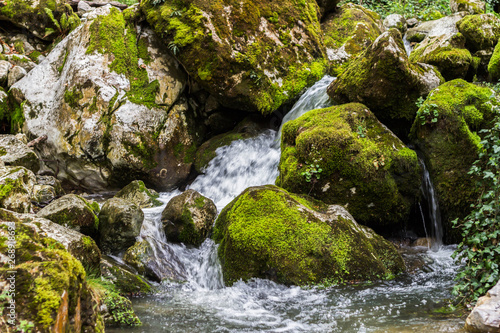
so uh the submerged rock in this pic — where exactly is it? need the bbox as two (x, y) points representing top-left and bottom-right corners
(141, 0), (327, 114)
(277, 103), (421, 229)
(0, 134), (39, 173)
(98, 197), (144, 254)
(410, 79), (497, 243)
(327, 29), (443, 136)
(465, 279), (500, 332)
(123, 239), (187, 282)
(213, 185), (405, 286)
(162, 189), (217, 246)
(114, 180), (162, 209)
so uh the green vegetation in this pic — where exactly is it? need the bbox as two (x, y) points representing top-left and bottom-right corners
(338, 0), (451, 20)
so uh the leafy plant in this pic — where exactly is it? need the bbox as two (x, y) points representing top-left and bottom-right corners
(44, 5), (80, 38)
(338, 0), (450, 20)
(168, 41), (180, 55)
(19, 320), (35, 332)
(417, 102), (439, 126)
(452, 109), (500, 304)
(356, 118), (367, 138)
(152, 0), (166, 6)
(170, 9), (183, 17)
(301, 159), (323, 183)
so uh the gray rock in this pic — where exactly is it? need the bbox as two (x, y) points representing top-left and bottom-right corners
(123, 239), (187, 282)
(406, 12), (467, 42)
(32, 184), (57, 204)
(7, 66), (27, 87)
(162, 190), (217, 246)
(0, 134), (39, 172)
(0, 166), (36, 213)
(465, 280), (500, 332)
(98, 197), (144, 254)
(384, 14), (407, 33)
(114, 180), (162, 209)
(37, 194), (100, 237)
(100, 255), (152, 294)
(78, 0), (93, 15)
(36, 175), (64, 195)
(5, 54), (37, 72)
(450, 0), (486, 14)
(0, 61), (11, 85)
(406, 18), (420, 28)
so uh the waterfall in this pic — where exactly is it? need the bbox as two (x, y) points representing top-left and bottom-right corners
(403, 34), (413, 57)
(419, 158), (443, 250)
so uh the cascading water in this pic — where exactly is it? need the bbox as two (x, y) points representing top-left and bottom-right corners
(403, 34), (413, 56)
(419, 158), (444, 250)
(108, 76), (464, 333)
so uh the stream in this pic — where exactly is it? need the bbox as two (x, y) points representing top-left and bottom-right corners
(108, 77), (465, 333)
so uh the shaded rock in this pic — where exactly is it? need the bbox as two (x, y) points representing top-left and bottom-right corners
(406, 12), (467, 43)
(0, 217), (103, 332)
(450, 0), (486, 15)
(0, 134), (39, 173)
(277, 103), (421, 229)
(465, 279), (500, 332)
(123, 239), (187, 282)
(322, 3), (383, 75)
(98, 197), (144, 254)
(410, 79), (497, 243)
(32, 184), (57, 205)
(384, 14), (407, 33)
(161, 189), (217, 246)
(316, 0), (341, 18)
(37, 194), (100, 237)
(409, 32), (472, 80)
(114, 180), (162, 209)
(100, 255), (152, 295)
(488, 40), (500, 80)
(213, 185), (405, 286)
(457, 14), (500, 52)
(7, 66), (27, 87)
(327, 29), (443, 136)
(11, 6), (201, 192)
(141, 0), (327, 114)
(0, 60), (11, 86)
(0, 166), (36, 213)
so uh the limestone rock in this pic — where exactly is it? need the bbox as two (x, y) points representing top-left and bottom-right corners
(114, 180), (162, 209)
(450, 0), (486, 15)
(7, 66), (27, 87)
(98, 197), (144, 254)
(0, 166), (36, 213)
(384, 14), (407, 33)
(213, 185), (406, 286)
(0, 134), (39, 173)
(465, 280), (500, 332)
(406, 12), (467, 42)
(161, 189), (217, 246)
(0, 61), (11, 86)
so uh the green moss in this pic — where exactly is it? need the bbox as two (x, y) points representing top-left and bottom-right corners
(0, 178), (22, 202)
(457, 14), (500, 52)
(27, 50), (42, 63)
(64, 87), (83, 108)
(57, 49), (68, 73)
(488, 39), (500, 80)
(14, 40), (25, 54)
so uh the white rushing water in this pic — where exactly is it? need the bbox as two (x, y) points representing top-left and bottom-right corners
(109, 76), (464, 333)
(419, 158), (444, 250)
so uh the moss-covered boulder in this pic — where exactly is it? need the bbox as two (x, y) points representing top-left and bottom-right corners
(114, 180), (162, 209)
(457, 14), (500, 52)
(322, 3), (383, 75)
(277, 103), (421, 229)
(409, 32), (472, 80)
(98, 198), (144, 254)
(0, 166), (36, 213)
(327, 29), (443, 137)
(0, 0), (80, 41)
(410, 79), (497, 243)
(406, 12), (467, 43)
(37, 194), (100, 238)
(0, 219), (103, 332)
(488, 39), (500, 80)
(141, 0), (327, 114)
(0, 134), (39, 173)
(123, 239), (187, 282)
(11, 5), (202, 191)
(450, 0), (486, 14)
(383, 14), (407, 34)
(100, 255), (152, 295)
(161, 189), (217, 246)
(213, 185), (405, 286)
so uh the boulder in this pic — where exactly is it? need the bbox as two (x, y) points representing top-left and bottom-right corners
(409, 32), (472, 80)
(322, 3), (383, 75)
(465, 279), (500, 332)
(0, 134), (39, 172)
(37, 194), (100, 237)
(114, 180), (162, 209)
(457, 14), (500, 52)
(7, 66), (27, 87)
(161, 189), (217, 246)
(123, 239), (187, 282)
(383, 14), (407, 33)
(450, 0), (486, 15)
(100, 255), (152, 295)
(410, 79), (497, 243)
(213, 185), (405, 286)
(141, 0), (327, 114)
(0, 218), (103, 332)
(11, 6), (202, 192)
(488, 40), (500, 80)
(98, 197), (144, 254)
(0, 60), (11, 86)
(327, 29), (443, 136)
(406, 12), (467, 43)
(5, 54), (38, 73)
(0, 166), (36, 213)
(277, 103), (421, 229)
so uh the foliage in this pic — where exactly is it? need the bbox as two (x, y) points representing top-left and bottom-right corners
(338, 0), (451, 20)
(301, 159), (323, 183)
(43, 5), (80, 39)
(356, 118), (367, 138)
(416, 99), (439, 125)
(452, 108), (500, 304)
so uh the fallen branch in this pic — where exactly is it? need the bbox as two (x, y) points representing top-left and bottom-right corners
(27, 135), (48, 147)
(68, 0), (129, 10)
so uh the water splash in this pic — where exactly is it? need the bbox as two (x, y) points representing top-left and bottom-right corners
(419, 158), (443, 250)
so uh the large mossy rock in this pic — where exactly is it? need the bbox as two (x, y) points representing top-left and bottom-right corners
(327, 29), (443, 136)
(141, 0), (327, 114)
(0, 165), (36, 213)
(277, 103), (421, 229)
(457, 14), (500, 53)
(322, 3), (382, 75)
(409, 32), (472, 81)
(100, 255), (152, 295)
(0, 0), (80, 41)
(123, 239), (187, 282)
(114, 180), (162, 209)
(0, 134), (39, 173)
(98, 198), (144, 254)
(37, 194), (100, 238)
(161, 189), (217, 246)
(213, 185), (405, 286)
(410, 79), (497, 243)
(11, 6), (202, 191)
(450, 0), (486, 14)
(0, 219), (103, 332)
(488, 40), (500, 80)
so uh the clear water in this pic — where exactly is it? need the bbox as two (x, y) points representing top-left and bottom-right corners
(109, 76), (465, 333)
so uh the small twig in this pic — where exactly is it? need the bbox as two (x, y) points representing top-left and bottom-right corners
(27, 135), (48, 147)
